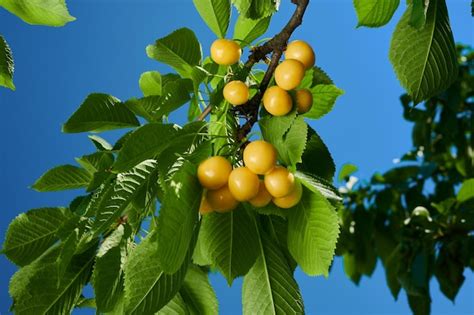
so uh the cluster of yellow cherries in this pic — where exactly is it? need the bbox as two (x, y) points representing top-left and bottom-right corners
(211, 38), (316, 116)
(198, 140), (303, 214)
(198, 38), (316, 214)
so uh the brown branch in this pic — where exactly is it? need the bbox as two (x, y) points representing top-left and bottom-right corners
(198, 0), (310, 142)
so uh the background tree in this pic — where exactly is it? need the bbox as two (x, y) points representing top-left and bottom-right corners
(337, 45), (474, 315)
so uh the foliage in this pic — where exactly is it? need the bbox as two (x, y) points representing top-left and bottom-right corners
(352, 0), (468, 104)
(2, 1), (345, 313)
(337, 46), (474, 315)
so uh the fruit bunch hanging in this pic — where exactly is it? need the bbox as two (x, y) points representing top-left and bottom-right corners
(199, 38), (316, 215)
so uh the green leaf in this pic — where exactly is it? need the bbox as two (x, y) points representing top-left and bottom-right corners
(76, 152), (114, 174)
(139, 71), (162, 96)
(147, 28), (202, 78)
(259, 112), (308, 168)
(233, 15), (271, 46)
(457, 178), (474, 203)
(232, 0), (279, 19)
(242, 219), (304, 315)
(93, 225), (129, 312)
(0, 35), (15, 90)
(199, 206), (260, 284)
(156, 162), (201, 273)
(295, 171), (342, 202)
(62, 94), (139, 133)
(353, 0), (400, 27)
(180, 265), (219, 314)
(305, 84), (344, 119)
(156, 294), (189, 314)
(124, 230), (194, 315)
(92, 160), (158, 236)
(287, 188), (340, 276)
(113, 123), (179, 172)
(88, 135), (113, 151)
(0, 0), (75, 26)
(32, 165), (92, 192)
(193, 0), (231, 38)
(407, 293), (431, 315)
(434, 245), (465, 301)
(2, 207), (72, 266)
(299, 127), (336, 182)
(338, 163), (358, 181)
(385, 245), (402, 299)
(410, 0), (429, 28)
(389, 0), (458, 104)
(9, 245), (96, 315)
(125, 78), (191, 122)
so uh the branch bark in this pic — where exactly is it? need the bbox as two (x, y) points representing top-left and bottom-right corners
(199, 0), (310, 142)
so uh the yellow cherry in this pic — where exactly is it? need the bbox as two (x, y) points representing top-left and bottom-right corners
(223, 80), (249, 106)
(199, 193), (213, 215)
(295, 89), (313, 114)
(263, 86), (293, 116)
(210, 39), (241, 66)
(264, 166), (295, 198)
(228, 167), (260, 201)
(207, 185), (239, 213)
(243, 140), (277, 175)
(197, 156), (232, 190)
(248, 181), (273, 207)
(273, 181), (303, 208)
(285, 40), (315, 69)
(274, 59), (305, 90)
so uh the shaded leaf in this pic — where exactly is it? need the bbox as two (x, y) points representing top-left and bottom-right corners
(389, 0), (458, 104)
(299, 127), (336, 182)
(457, 178), (474, 203)
(32, 165), (91, 192)
(62, 94), (139, 133)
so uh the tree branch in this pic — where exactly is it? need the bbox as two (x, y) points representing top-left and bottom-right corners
(198, 0), (310, 142)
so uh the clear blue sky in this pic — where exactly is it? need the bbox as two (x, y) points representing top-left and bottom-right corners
(0, 0), (473, 314)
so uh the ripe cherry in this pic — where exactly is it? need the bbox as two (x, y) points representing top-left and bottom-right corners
(273, 181), (303, 208)
(199, 194), (213, 215)
(207, 185), (239, 212)
(264, 166), (296, 198)
(223, 80), (249, 106)
(295, 89), (313, 114)
(243, 140), (277, 175)
(228, 167), (260, 201)
(249, 181), (272, 207)
(274, 59), (305, 90)
(285, 40), (315, 69)
(197, 156), (232, 190)
(210, 39), (241, 66)
(263, 86), (293, 116)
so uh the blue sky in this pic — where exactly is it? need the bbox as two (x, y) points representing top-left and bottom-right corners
(0, 0), (473, 314)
